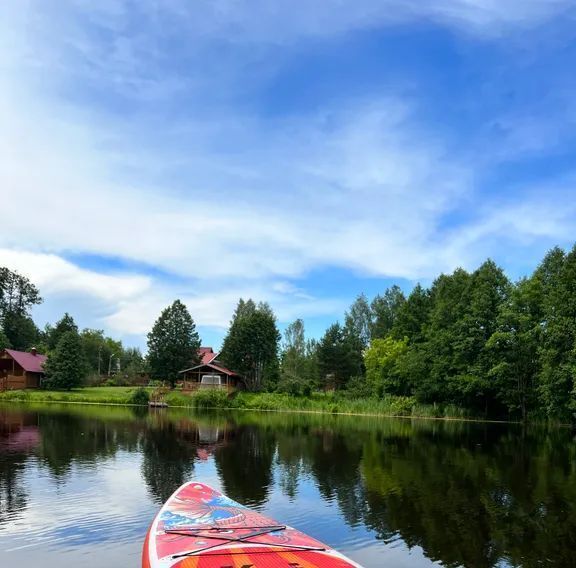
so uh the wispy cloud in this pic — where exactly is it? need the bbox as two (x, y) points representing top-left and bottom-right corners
(0, 0), (574, 341)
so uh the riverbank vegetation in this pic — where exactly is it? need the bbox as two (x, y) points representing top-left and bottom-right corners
(272, 246), (576, 423)
(0, 387), (498, 421)
(2, 244), (576, 422)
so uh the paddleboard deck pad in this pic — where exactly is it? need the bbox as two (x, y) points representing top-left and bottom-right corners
(143, 481), (363, 567)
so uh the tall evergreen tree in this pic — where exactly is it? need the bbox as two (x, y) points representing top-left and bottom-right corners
(147, 300), (201, 388)
(46, 313), (78, 351)
(233, 298), (257, 320)
(304, 338), (321, 388)
(44, 331), (88, 390)
(317, 323), (363, 390)
(221, 300), (280, 391)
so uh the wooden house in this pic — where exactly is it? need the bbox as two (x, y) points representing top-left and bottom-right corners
(0, 348), (47, 390)
(179, 347), (242, 392)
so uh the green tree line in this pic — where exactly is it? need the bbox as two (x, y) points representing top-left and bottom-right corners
(3, 243), (576, 420)
(0, 268), (145, 389)
(277, 246), (576, 422)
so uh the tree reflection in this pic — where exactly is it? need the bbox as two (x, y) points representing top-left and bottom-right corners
(141, 421), (196, 504)
(358, 424), (576, 567)
(214, 425), (275, 507)
(3, 404), (576, 567)
(237, 413), (576, 568)
(0, 409), (37, 526)
(37, 412), (140, 479)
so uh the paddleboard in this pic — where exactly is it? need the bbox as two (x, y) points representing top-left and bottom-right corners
(143, 481), (363, 568)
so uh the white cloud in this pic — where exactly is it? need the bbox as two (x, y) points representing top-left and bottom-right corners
(0, 248), (344, 337)
(0, 250), (151, 303)
(0, 1), (575, 341)
(105, 282), (345, 336)
(437, 183), (576, 270)
(0, 76), (472, 282)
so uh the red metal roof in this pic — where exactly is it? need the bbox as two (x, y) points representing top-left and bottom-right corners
(179, 360), (239, 377)
(4, 349), (47, 374)
(205, 361), (238, 377)
(199, 347), (217, 365)
(179, 347), (240, 377)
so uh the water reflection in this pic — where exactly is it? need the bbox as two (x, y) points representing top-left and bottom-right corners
(0, 404), (576, 567)
(0, 408), (38, 526)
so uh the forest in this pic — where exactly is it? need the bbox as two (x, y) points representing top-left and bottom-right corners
(1, 243), (576, 422)
(279, 245), (576, 422)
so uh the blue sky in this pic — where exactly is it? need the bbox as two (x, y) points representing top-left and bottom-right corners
(1, 1), (576, 350)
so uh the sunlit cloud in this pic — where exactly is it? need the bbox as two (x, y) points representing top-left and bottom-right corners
(0, 0), (574, 342)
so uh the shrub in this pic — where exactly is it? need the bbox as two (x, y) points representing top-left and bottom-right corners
(277, 376), (305, 397)
(129, 387), (150, 406)
(387, 395), (416, 416)
(192, 389), (229, 409)
(84, 374), (104, 387)
(412, 403), (443, 418)
(344, 376), (374, 399)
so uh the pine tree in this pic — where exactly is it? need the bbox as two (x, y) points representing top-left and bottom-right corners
(221, 300), (280, 391)
(46, 313), (78, 351)
(44, 331), (88, 390)
(147, 300), (201, 388)
(317, 323), (363, 390)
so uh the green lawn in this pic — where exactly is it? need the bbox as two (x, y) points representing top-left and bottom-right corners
(0, 386), (479, 420)
(0, 386), (151, 405)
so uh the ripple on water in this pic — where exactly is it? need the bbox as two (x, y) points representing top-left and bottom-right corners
(1, 460), (151, 554)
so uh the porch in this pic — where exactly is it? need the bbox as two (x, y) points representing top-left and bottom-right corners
(179, 358), (242, 393)
(181, 369), (235, 393)
(0, 374), (40, 391)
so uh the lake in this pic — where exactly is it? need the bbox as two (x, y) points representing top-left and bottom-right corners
(1, 404), (575, 568)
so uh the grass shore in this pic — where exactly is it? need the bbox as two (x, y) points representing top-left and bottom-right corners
(0, 386), (485, 421)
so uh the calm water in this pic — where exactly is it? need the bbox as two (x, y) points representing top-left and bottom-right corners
(1, 404), (576, 568)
